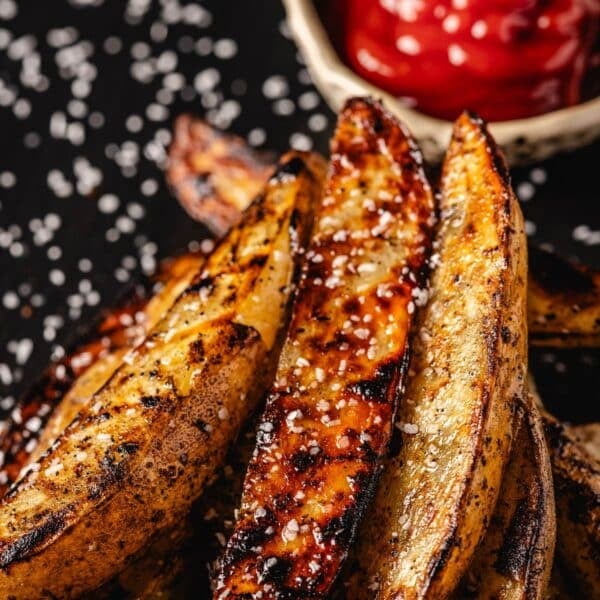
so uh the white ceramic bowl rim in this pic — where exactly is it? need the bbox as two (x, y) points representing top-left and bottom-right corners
(284, 0), (600, 164)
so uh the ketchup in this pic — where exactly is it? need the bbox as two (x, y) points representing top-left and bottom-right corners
(328, 0), (600, 121)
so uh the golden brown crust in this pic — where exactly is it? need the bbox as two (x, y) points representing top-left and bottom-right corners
(0, 253), (207, 498)
(0, 292), (149, 496)
(26, 253), (205, 468)
(349, 112), (527, 600)
(167, 114), (274, 236)
(217, 97), (436, 599)
(528, 246), (600, 348)
(0, 152), (325, 599)
(458, 395), (556, 600)
(543, 412), (600, 599)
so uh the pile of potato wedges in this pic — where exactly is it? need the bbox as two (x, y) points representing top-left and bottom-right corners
(0, 97), (598, 599)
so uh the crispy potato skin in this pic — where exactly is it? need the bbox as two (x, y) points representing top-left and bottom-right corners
(528, 246), (600, 348)
(167, 114), (274, 236)
(0, 152), (325, 599)
(458, 395), (555, 600)
(349, 112), (527, 600)
(26, 253), (205, 468)
(217, 97), (436, 599)
(0, 294), (148, 496)
(543, 413), (600, 599)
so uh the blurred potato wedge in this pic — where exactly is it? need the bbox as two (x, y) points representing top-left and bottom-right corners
(167, 114), (274, 236)
(458, 395), (555, 600)
(529, 246), (600, 348)
(543, 412), (600, 599)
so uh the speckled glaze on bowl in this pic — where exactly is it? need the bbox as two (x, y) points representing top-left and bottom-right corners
(283, 0), (600, 165)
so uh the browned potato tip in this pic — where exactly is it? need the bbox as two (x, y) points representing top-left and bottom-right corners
(167, 114), (274, 236)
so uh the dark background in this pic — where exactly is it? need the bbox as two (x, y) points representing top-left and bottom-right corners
(0, 1), (598, 432)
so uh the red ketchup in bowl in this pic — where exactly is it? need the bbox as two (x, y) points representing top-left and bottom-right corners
(330, 0), (600, 121)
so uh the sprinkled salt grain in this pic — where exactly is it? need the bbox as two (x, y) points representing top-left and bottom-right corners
(337, 435), (350, 449)
(194, 68), (220, 93)
(44, 460), (64, 477)
(398, 422), (419, 434)
(358, 262), (377, 274)
(517, 181), (535, 202)
(49, 269), (65, 286)
(354, 328), (370, 340)
(214, 38), (237, 59)
(282, 518), (299, 543)
(325, 275), (341, 289)
(25, 416), (42, 432)
(289, 132), (312, 151)
(218, 407), (229, 420)
(412, 287), (429, 307)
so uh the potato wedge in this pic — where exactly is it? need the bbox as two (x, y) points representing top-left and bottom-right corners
(458, 394), (555, 600)
(529, 246), (600, 347)
(349, 112), (527, 599)
(543, 412), (600, 599)
(0, 151), (325, 599)
(217, 97), (436, 599)
(167, 114), (274, 236)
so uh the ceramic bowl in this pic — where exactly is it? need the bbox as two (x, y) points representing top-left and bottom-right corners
(283, 0), (600, 165)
